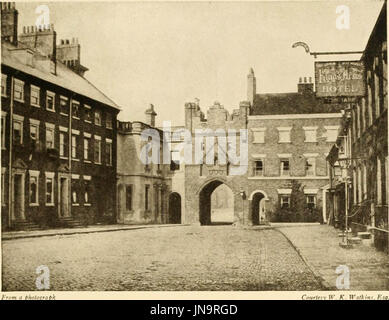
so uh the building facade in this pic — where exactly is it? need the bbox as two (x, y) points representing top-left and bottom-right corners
(328, 3), (388, 252)
(116, 105), (189, 225)
(1, 3), (120, 230)
(183, 72), (344, 225)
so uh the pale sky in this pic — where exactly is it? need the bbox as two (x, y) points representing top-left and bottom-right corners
(16, 1), (384, 125)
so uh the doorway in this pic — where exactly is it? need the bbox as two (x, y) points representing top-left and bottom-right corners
(12, 173), (25, 221)
(59, 177), (70, 217)
(168, 192), (181, 224)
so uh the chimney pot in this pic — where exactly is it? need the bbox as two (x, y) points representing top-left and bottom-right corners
(304, 77), (307, 83)
(299, 77), (302, 83)
(309, 76), (312, 83)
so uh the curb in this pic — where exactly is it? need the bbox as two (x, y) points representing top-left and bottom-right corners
(274, 228), (336, 290)
(2, 224), (191, 241)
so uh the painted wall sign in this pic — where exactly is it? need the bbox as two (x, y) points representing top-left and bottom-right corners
(315, 61), (365, 97)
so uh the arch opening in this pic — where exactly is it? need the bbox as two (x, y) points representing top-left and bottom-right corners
(251, 192), (266, 225)
(199, 180), (234, 225)
(168, 192), (181, 224)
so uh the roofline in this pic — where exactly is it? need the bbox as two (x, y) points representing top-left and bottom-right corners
(248, 113), (343, 120)
(1, 61), (121, 111)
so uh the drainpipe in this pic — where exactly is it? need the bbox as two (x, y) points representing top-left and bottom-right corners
(8, 76), (14, 228)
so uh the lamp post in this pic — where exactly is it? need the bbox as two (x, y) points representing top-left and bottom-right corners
(239, 188), (246, 226)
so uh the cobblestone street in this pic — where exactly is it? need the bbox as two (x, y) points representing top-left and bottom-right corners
(2, 226), (325, 291)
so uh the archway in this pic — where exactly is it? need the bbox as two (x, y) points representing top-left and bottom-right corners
(168, 192), (181, 224)
(250, 191), (267, 225)
(199, 180), (234, 225)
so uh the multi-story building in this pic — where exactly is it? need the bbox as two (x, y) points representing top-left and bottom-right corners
(328, 2), (388, 252)
(183, 71), (344, 225)
(117, 105), (184, 224)
(1, 3), (120, 230)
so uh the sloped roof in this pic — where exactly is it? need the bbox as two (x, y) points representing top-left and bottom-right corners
(1, 41), (120, 110)
(251, 92), (343, 115)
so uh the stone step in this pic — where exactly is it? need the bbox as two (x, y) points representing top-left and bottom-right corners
(357, 231), (372, 239)
(348, 236), (362, 244)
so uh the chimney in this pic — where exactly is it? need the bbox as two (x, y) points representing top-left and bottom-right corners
(297, 76), (314, 94)
(247, 68), (256, 106)
(1, 2), (18, 45)
(145, 104), (157, 127)
(19, 23), (56, 62)
(56, 38), (88, 76)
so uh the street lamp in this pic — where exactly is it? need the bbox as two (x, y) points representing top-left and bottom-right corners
(240, 189), (246, 226)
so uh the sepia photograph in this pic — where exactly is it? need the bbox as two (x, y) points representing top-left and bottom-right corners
(0, 0), (388, 298)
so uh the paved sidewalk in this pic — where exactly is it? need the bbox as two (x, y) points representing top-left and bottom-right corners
(2, 223), (188, 241)
(276, 224), (389, 290)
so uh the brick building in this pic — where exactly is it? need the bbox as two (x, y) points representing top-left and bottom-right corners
(183, 70), (344, 225)
(1, 3), (120, 230)
(328, 2), (388, 252)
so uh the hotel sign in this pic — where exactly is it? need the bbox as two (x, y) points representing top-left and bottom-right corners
(315, 61), (365, 97)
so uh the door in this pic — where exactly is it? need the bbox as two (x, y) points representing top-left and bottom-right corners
(60, 177), (69, 217)
(12, 173), (25, 221)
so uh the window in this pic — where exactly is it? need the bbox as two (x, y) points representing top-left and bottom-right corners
(1, 168), (5, 205)
(46, 91), (55, 111)
(306, 195), (316, 209)
(126, 185), (133, 210)
(374, 57), (381, 117)
(106, 113), (113, 129)
(254, 160), (264, 176)
(280, 195), (290, 208)
(280, 159), (290, 176)
(1, 113), (6, 149)
(94, 136), (101, 163)
(252, 128), (265, 143)
(324, 126), (339, 142)
(13, 115), (24, 144)
(29, 119), (39, 142)
(84, 178), (91, 205)
(60, 96), (68, 115)
(145, 184), (150, 210)
(59, 131), (68, 158)
(45, 172), (54, 205)
(72, 134), (78, 159)
(94, 110), (101, 126)
(71, 177), (79, 205)
(356, 104), (361, 138)
(29, 170), (39, 206)
(30, 85), (40, 107)
(377, 157), (382, 204)
(84, 137), (90, 161)
(170, 150), (180, 171)
(84, 105), (92, 123)
(277, 127), (291, 143)
(361, 98), (366, 132)
(1, 74), (7, 96)
(13, 79), (24, 101)
(72, 101), (80, 119)
(303, 127), (317, 143)
(362, 163), (367, 200)
(45, 124), (55, 149)
(105, 139), (112, 166)
(367, 71), (373, 126)
(305, 157), (316, 176)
